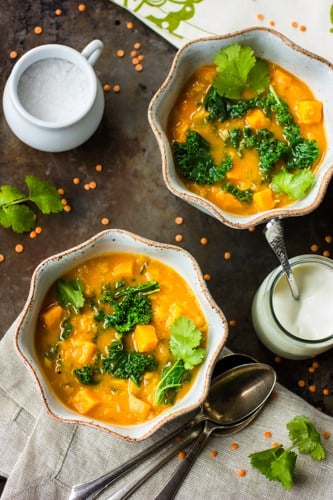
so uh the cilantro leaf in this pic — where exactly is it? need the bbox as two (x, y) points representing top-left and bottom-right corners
(0, 185), (26, 207)
(26, 175), (64, 214)
(0, 204), (35, 233)
(287, 415), (326, 460)
(56, 279), (85, 313)
(270, 450), (297, 490)
(271, 169), (315, 200)
(250, 445), (285, 481)
(213, 43), (269, 98)
(170, 316), (206, 370)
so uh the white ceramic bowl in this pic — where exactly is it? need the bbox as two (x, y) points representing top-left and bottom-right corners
(15, 229), (228, 441)
(148, 28), (333, 229)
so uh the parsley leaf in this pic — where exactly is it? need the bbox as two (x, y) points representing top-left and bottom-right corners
(0, 175), (64, 233)
(249, 415), (326, 490)
(213, 43), (269, 98)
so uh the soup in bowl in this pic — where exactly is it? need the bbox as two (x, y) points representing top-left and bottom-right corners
(15, 229), (228, 440)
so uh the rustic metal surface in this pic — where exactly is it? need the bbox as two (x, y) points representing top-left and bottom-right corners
(1, 1), (333, 490)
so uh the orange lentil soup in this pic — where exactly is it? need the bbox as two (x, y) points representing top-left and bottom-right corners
(35, 253), (207, 425)
(168, 63), (326, 216)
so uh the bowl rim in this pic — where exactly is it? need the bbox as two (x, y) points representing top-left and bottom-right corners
(14, 228), (228, 441)
(148, 26), (333, 229)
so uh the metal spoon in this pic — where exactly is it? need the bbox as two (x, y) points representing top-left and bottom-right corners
(264, 218), (300, 300)
(69, 355), (273, 500)
(154, 363), (276, 500)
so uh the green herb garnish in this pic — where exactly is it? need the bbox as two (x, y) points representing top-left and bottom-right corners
(0, 175), (64, 233)
(155, 316), (206, 405)
(249, 415), (326, 490)
(56, 279), (85, 314)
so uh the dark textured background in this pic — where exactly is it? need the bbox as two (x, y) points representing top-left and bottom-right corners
(1, 0), (333, 493)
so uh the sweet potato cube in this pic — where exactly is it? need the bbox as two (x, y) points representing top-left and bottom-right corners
(72, 388), (100, 414)
(70, 340), (96, 365)
(128, 393), (151, 421)
(133, 324), (158, 352)
(246, 109), (270, 129)
(295, 100), (322, 125)
(41, 305), (63, 330)
(253, 188), (275, 211)
(112, 259), (134, 279)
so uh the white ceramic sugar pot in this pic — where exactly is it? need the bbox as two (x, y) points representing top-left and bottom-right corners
(2, 40), (104, 152)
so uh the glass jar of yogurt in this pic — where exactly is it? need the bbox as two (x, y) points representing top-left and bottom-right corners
(251, 254), (333, 359)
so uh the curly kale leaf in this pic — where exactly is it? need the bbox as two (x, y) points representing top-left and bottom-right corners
(174, 130), (233, 185)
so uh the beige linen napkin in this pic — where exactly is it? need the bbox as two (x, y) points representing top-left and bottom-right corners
(1, 317), (333, 499)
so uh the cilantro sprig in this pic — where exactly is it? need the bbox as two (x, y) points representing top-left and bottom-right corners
(0, 175), (64, 233)
(213, 43), (270, 99)
(154, 316), (206, 405)
(249, 415), (326, 490)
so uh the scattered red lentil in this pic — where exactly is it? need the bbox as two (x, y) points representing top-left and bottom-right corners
(175, 216), (184, 225)
(78, 3), (86, 12)
(210, 450), (218, 458)
(73, 177), (81, 185)
(309, 384), (317, 393)
(323, 388), (330, 396)
(177, 450), (186, 460)
(134, 42), (141, 50)
(15, 244), (24, 253)
(274, 356), (281, 363)
(224, 251), (231, 260)
(95, 164), (103, 172)
(127, 22), (134, 30)
(61, 198), (68, 206)
(229, 319), (236, 327)
(34, 26), (43, 35)
(130, 50), (137, 57)
(203, 273), (211, 281)
(298, 379), (306, 388)
(117, 49), (125, 58)
(325, 235), (332, 244)
(308, 366), (315, 374)
(269, 21), (275, 27)
(64, 205), (72, 212)
(103, 84), (111, 92)
(132, 57), (140, 65)
(84, 183), (91, 190)
(248, 225), (256, 232)
(300, 25), (307, 32)
(237, 469), (246, 477)
(264, 431), (272, 439)
(291, 21), (298, 28)
(312, 361), (319, 368)
(257, 13), (264, 21)
(175, 234), (183, 243)
(323, 431), (331, 439)
(113, 84), (121, 93)
(135, 64), (143, 72)
(323, 250), (330, 257)
(57, 187), (65, 195)
(55, 8), (62, 16)
(271, 442), (279, 448)
(9, 50), (18, 59)
(101, 217), (110, 225)
(138, 54), (144, 62)
(89, 181), (97, 189)
(35, 226), (43, 234)
(230, 442), (239, 451)
(0, 254), (5, 263)
(310, 244), (318, 252)
(200, 237), (208, 245)
(29, 231), (37, 239)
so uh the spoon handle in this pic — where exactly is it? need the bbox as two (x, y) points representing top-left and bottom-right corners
(108, 426), (203, 500)
(263, 218), (300, 300)
(69, 419), (200, 500)
(154, 424), (211, 500)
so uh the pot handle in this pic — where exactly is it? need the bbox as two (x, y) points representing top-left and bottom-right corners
(81, 40), (103, 66)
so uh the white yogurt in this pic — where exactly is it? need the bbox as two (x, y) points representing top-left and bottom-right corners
(251, 255), (333, 359)
(272, 263), (333, 340)
(17, 58), (89, 123)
